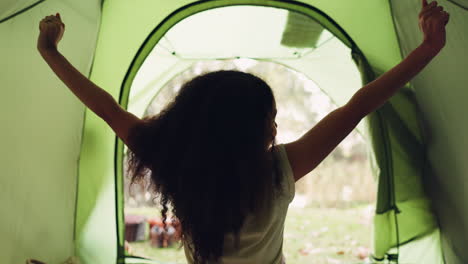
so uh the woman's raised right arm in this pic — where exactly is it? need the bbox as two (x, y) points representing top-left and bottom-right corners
(285, 0), (449, 182)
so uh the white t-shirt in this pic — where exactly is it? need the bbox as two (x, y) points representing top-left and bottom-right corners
(184, 144), (295, 264)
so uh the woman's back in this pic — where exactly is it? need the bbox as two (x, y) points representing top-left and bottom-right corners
(183, 144), (295, 264)
(127, 71), (284, 263)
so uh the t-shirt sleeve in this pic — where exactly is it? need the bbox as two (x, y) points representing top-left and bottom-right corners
(276, 144), (295, 203)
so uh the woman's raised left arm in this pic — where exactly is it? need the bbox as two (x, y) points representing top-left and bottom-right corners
(37, 13), (143, 148)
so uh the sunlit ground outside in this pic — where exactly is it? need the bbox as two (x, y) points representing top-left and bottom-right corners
(124, 60), (376, 264)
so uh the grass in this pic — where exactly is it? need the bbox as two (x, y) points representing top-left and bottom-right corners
(126, 205), (374, 264)
(283, 205), (373, 264)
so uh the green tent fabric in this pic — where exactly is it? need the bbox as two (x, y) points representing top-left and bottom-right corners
(0, 0), (100, 263)
(1, 0), (466, 263)
(391, 1), (468, 263)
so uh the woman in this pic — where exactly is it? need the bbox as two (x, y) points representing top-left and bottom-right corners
(35, 1), (448, 263)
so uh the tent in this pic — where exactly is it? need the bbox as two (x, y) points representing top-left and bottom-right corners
(1, 0), (467, 263)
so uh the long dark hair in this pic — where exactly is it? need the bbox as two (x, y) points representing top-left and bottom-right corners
(126, 70), (282, 263)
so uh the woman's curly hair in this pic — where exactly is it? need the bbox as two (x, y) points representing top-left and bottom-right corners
(126, 70), (282, 263)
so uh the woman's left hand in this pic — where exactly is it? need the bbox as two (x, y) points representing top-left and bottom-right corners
(37, 13), (65, 53)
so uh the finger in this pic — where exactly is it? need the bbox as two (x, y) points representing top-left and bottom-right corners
(444, 12), (450, 25)
(420, 1), (438, 17)
(427, 5), (444, 15)
(429, 6), (445, 17)
(421, 5), (443, 19)
(425, 1), (438, 10)
(422, 0), (428, 7)
(431, 10), (449, 26)
(55, 13), (64, 26)
(440, 11), (450, 21)
(425, 1), (437, 8)
(44, 15), (53, 22)
(46, 14), (57, 21)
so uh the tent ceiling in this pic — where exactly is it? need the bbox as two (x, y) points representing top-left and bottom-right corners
(128, 6), (362, 126)
(163, 6), (332, 59)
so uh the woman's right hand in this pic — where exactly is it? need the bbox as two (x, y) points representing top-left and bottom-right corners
(419, 0), (450, 54)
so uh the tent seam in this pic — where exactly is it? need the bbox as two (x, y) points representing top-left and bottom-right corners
(73, 0), (105, 256)
(0, 0), (46, 24)
(446, 0), (468, 11)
